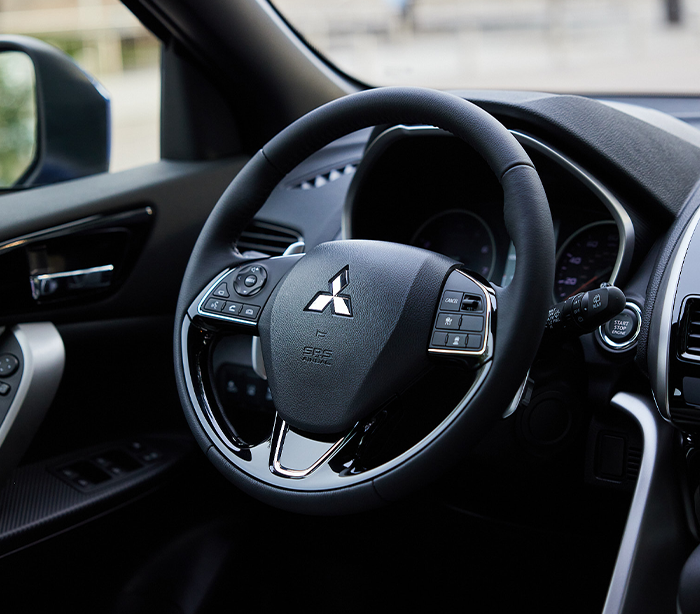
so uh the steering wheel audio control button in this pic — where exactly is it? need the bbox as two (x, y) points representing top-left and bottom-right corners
(234, 264), (268, 297)
(0, 354), (20, 377)
(212, 283), (230, 298)
(194, 256), (303, 328)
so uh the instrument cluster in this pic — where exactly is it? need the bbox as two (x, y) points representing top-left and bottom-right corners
(346, 127), (630, 299)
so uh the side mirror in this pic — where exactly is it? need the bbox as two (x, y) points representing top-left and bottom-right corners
(0, 35), (110, 188)
(0, 50), (36, 187)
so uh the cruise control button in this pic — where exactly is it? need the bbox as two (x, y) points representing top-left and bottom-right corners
(203, 298), (225, 313)
(431, 332), (448, 346)
(240, 305), (260, 319)
(440, 291), (462, 312)
(459, 315), (484, 332)
(0, 354), (20, 377)
(466, 334), (483, 349)
(461, 295), (483, 312)
(446, 333), (467, 348)
(436, 313), (460, 330)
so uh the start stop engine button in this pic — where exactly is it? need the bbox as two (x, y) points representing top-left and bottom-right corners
(600, 303), (641, 351)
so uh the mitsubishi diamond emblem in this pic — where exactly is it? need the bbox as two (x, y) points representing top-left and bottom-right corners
(305, 266), (353, 317)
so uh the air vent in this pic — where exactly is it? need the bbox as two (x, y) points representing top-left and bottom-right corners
(680, 297), (700, 362)
(292, 163), (356, 190)
(670, 407), (700, 429)
(238, 221), (302, 257)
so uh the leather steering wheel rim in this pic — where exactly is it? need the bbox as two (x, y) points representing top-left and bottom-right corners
(174, 86), (555, 514)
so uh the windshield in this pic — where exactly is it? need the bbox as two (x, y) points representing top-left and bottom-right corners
(273, 0), (700, 93)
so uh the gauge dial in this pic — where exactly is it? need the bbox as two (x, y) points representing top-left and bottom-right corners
(554, 221), (620, 302)
(411, 210), (497, 280)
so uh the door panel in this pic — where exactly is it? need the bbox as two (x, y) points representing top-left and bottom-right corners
(0, 158), (246, 550)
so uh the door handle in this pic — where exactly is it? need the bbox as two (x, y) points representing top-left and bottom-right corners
(30, 264), (114, 300)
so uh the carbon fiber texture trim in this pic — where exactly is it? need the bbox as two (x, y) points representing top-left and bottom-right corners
(0, 435), (193, 554)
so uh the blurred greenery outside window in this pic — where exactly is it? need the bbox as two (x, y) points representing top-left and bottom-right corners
(0, 0), (161, 176)
(0, 51), (36, 187)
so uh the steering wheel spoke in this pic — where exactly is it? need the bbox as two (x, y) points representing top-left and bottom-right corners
(270, 415), (348, 478)
(269, 393), (416, 480)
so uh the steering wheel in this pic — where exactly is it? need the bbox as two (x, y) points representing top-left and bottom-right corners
(174, 87), (555, 514)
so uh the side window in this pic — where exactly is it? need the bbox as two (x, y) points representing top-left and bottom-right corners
(0, 0), (160, 177)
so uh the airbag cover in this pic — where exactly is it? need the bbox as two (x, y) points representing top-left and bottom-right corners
(260, 240), (455, 434)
